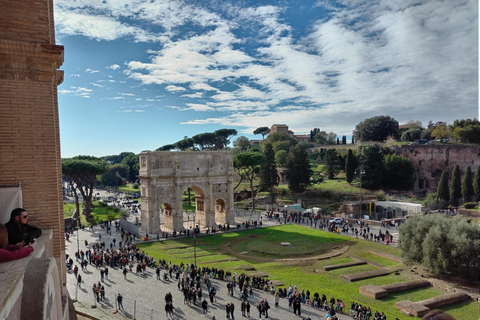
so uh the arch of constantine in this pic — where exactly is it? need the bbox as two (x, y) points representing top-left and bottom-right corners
(139, 151), (235, 234)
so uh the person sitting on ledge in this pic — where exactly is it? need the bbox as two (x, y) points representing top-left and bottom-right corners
(5, 208), (42, 246)
(0, 224), (35, 262)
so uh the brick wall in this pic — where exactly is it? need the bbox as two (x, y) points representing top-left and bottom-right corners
(0, 0), (65, 283)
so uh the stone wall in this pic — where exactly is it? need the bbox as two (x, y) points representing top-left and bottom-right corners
(394, 144), (480, 191)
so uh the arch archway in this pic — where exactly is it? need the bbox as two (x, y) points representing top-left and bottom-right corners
(139, 151), (235, 234)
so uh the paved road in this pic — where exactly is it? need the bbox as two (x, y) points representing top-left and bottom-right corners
(67, 224), (355, 320)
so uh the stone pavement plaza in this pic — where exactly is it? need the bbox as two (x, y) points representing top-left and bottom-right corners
(66, 224), (353, 320)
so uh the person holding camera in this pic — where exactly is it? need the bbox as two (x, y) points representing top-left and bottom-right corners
(5, 208), (42, 246)
(0, 224), (35, 262)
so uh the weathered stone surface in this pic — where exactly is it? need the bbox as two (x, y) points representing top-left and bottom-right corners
(139, 151), (235, 233)
(394, 144), (480, 191)
(395, 292), (471, 317)
(359, 285), (388, 299)
(341, 267), (392, 282)
(359, 279), (430, 299)
(323, 261), (367, 271)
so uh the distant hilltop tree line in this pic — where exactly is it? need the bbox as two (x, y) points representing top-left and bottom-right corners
(157, 129), (238, 151)
(352, 115), (480, 144)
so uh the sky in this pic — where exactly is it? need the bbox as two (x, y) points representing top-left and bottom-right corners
(54, 0), (479, 158)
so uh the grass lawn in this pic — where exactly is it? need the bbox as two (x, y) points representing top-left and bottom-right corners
(63, 201), (123, 226)
(137, 224), (477, 320)
(313, 177), (368, 194)
(118, 184), (141, 194)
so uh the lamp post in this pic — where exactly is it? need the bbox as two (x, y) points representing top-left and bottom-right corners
(193, 211), (197, 267)
(356, 166), (365, 219)
(73, 216), (80, 256)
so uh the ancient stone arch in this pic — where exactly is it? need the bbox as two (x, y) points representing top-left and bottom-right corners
(139, 151), (235, 234)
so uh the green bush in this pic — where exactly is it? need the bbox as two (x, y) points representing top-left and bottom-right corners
(399, 215), (480, 280)
(464, 202), (476, 209)
(375, 190), (386, 201)
(132, 182), (140, 189)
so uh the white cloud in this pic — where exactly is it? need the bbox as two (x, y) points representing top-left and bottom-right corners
(190, 83), (219, 91)
(85, 68), (99, 74)
(103, 96), (125, 100)
(181, 92), (203, 98)
(107, 64), (120, 70)
(69, 73), (81, 78)
(58, 86), (92, 98)
(165, 85), (187, 92)
(91, 83), (103, 88)
(185, 103), (214, 112)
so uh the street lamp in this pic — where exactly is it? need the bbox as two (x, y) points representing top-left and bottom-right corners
(356, 166), (365, 218)
(73, 216), (80, 256)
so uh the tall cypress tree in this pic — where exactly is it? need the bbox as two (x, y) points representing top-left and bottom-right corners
(474, 165), (480, 202)
(345, 149), (355, 184)
(286, 145), (312, 193)
(461, 166), (474, 202)
(437, 170), (450, 202)
(449, 165), (461, 206)
(259, 143), (278, 204)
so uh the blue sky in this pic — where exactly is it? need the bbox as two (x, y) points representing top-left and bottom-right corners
(54, 0), (479, 158)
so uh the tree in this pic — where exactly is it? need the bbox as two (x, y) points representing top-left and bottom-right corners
(431, 123), (451, 141)
(313, 130), (328, 144)
(401, 128), (422, 142)
(345, 149), (355, 184)
(192, 132), (217, 150)
(275, 150), (288, 166)
(450, 165), (461, 206)
(359, 144), (385, 189)
(324, 149), (341, 179)
(384, 154), (415, 190)
(474, 165), (480, 201)
(461, 166), (474, 202)
(327, 132), (337, 145)
(399, 215), (480, 280)
(286, 145), (312, 193)
(156, 144), (175, 151)
(234, 152), (267, 211)
(353, 115), (399, 142)
(213, 128), (237, 149)
(451, 118), (480, 143)
(342, 135), (347, 144)
(121, 154), (139, 182)
(310, 128), (320, 142)
(253, 127), (270, 140)
(174, 138), (195, 151)
(436, 170), (450, 202)
(62, 156), (108, 220)
(100, 164), (127, 187)
(259, 143), (278, 204)
(233, 136), (250, 152)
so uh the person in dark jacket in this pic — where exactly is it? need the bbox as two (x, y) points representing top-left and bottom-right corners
(5, 208), (42, 245)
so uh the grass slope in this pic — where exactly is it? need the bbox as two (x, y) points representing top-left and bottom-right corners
(137, 225), (476, 320)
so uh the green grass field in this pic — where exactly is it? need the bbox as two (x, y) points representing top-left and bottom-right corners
(63, 201), (123, 226)
(136, 225), (477, 320)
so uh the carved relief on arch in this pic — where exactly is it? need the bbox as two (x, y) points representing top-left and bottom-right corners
(156, 186), (175, 204)
(213, 183), (228, 195)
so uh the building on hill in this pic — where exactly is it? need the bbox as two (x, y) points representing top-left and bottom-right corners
(269, 124), (309, 144)
(294, 134), (310, 144)
(270, 124), (290, 135)
(0, 0), (69, 319)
